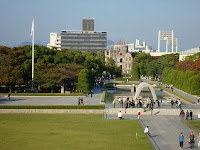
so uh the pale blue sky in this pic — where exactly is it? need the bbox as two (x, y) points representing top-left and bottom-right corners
(0, 0), (200, 51)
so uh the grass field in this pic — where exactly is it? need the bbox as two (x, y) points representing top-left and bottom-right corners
(183, 120), (200, 133)
(0, 114), (153, 150)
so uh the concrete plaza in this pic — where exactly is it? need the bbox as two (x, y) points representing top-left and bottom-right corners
(0, 87), (103, 106)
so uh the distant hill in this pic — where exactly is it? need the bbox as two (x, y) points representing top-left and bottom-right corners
(107, 39), (114, 46)
(17, 41), (47, 47)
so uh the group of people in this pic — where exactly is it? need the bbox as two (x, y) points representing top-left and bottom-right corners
(179, 110), (193, 120)
(171, 99), (182, 109)
(113, 96), (160, 111)
(179, 132), (200, 149)
(118, 110), (140, 120)
(166, 84), (174, 91)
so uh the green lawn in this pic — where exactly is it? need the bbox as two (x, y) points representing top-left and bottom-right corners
(0, 114), (153, 150)
(182, 120), (200, 133)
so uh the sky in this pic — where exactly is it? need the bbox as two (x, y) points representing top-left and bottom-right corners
(0, 0), (200, 51)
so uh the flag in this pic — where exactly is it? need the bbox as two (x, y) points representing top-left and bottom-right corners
(30, 19), (34, 37)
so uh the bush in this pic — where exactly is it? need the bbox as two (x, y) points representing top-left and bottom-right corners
(131, 64), (140, 81)
(77, 69), (94, 93)
(162, 67), (200, 95)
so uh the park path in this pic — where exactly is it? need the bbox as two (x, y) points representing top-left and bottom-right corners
(141, 115), (198, 150)
(0, 87), (103, 106)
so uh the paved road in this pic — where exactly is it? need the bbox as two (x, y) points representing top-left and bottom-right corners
(0, 87), (103, 105)
(141, 115), (199, 150)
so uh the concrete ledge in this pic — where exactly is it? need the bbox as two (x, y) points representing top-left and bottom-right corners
(0, 109), (104, 114)
(105, 108), (200, 116)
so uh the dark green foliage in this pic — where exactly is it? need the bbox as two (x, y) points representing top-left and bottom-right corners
(162, 67), (200, 95)
(77, 69), (94, 93)
(0, 45), (106, 92)
(132, 52), (152, 76)
(131, 64), (140, 80)
(105, 57), (122, 77)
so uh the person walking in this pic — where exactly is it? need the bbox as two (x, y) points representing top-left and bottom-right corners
(81, 97), (84, 105)
(179, 132), (184, 149)
(78, 97), (81, 105)
(197, 133), (200, 149)
(190, 110), (193, 120)
(90, 90), (93, 97)
(186, 110), (189, 120)
(118, 111), (122, 120)
(8, 93), (10, 99)
(137, 111), (141, 119)
(189, 132), (195, 149)
(144, 126), (150, 136)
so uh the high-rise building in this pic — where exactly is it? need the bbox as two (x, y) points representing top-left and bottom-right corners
(82, 18), (94, 33)
(61, 30), (107, 52)
(61, 19), (107, 52)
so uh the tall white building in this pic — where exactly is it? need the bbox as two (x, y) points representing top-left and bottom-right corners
(127, 39), (153, 53)
(47, 32), (61, 50)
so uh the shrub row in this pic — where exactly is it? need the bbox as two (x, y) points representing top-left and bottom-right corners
(162, 67), (200, 95)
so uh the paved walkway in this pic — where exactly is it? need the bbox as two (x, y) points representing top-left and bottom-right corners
(0, 87), (103, 105)
(162, 84), (199, 103)
(141, 115), (199, 150)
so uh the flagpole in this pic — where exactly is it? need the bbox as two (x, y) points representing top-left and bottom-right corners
(31, 19), (34, 90)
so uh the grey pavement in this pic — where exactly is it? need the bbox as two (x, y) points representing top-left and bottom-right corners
(141, 115), (199, 150)
(0, 87), (103, 105)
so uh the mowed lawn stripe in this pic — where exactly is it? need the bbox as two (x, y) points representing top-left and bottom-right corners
(0, 114), (153, 150)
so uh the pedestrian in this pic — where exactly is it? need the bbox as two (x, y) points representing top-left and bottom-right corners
(78, 97), (81, 105)
(90, 90), (93, 97)
(137, 111), (140, 119)
(197, 133), (200, 149)
(8, 93), (10, 99)
(144, 126), (150, 136)
(118, 111), (122, 120)
(171, 99), (174, 108)
(113, 100), (115, 108)
(186, 110), (189, 120)
(189, 132), (195, 149)
(179, 132), (184, 149)
(180, 110), (185, 120)
(190, 110), (193, 120)
(81, 97), (84, 105)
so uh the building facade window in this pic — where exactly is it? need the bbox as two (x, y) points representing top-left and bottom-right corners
(120, 58), (123, 62)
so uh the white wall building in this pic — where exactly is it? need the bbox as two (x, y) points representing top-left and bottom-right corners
(179, 47), (200, 61)
(127, 39), (154, 53)
(47, 32), (61, 50)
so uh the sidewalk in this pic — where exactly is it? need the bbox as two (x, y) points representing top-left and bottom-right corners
(0, 87), (103, 106)
(162, 84), (198, 104)
(141, 115), (198, 150)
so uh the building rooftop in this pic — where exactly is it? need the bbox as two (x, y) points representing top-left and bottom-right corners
(61, 30), (106, 33)
(180, 47), (200, 54)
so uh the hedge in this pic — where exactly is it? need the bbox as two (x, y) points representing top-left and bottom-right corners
(131, 64), (140, 81)
(162, 67), (200, 95)
(77, 69), (94, 93)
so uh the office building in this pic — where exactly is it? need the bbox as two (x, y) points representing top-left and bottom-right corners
(61, 19), (107, 52)
(82, 18), (94, 33)
(47, 32), (61, 50)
